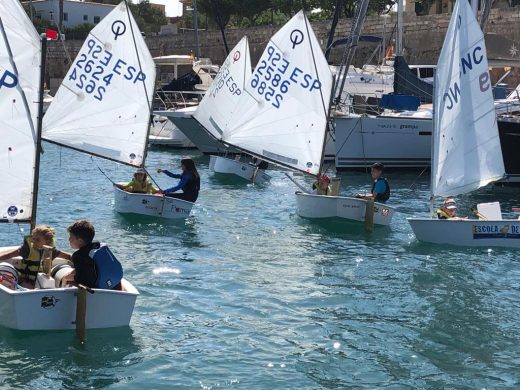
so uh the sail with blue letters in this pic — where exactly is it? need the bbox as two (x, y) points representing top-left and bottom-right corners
(43, 2), (155, 167)
(0, 0), (41, 222)
(193, 36), (251, 141)
(432, 0), (505, 197)
(219, 11), (333, 175)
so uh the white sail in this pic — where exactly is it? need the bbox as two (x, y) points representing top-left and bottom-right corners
(43, 2), (155, 167)
(222, 11), (333, 175)
(432, 0), (505, 197)
(0, 0), (41, 221)
(193, 36), (251, 140)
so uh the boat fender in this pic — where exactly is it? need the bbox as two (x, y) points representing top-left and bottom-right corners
(0, 262), (18, 290)
(89, 244), (123, 289)
(51, 264), (74, 288)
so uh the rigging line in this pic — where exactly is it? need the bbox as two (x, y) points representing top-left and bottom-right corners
(334, 115), (363, 157)
(54, 20), (73, 65)
(408, 165), (430, 190)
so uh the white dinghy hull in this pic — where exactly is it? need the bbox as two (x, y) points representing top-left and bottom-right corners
(0, 279), (138, 330)
(408, 218), (520, 248)
(295, 193), (394, 226)
(114, 186), (194, 219)
(209, 156), (271, 185)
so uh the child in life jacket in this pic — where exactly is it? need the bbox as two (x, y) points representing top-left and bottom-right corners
(62, 220), (123, 290)
(117, 168), (159, 194)
(0, 226), (71, 288)
(61, 220), (99, 288)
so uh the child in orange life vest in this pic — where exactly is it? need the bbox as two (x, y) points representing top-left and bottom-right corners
(0, 226), (71, 288)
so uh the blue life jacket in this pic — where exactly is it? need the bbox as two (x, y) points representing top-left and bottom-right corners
(89, 244), (123, 289)
(371, 177), (390, 203)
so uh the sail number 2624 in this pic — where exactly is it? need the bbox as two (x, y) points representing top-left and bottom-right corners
(68, 38), (147, 102)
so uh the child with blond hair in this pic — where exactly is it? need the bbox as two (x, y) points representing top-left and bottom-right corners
(0, 226), (71, 288)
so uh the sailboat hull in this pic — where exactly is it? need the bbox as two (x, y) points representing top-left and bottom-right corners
(408, 218), (520, 248)
(209, 156), (271, 185)
(113, 186), (194, 219)
(0, 278), (138, 330)
(295, 193), (394, 225)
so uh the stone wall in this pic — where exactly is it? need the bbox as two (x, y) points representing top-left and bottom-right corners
(46, 7), (520, 82)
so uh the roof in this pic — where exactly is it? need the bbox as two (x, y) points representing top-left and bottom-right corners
(26, 0), (117, 7)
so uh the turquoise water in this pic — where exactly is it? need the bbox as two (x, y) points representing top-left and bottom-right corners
(1, 144), (519, 389)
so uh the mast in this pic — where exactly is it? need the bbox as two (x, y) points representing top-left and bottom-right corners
(333, 0), (369, 105)
(429, 65), (436, 218)
(123, 0), (155, 168)
(396, 0), (403, 56)
(31, 35), (47, 232)
(318, 75), (337, 175)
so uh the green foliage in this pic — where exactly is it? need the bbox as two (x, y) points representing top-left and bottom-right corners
(128, 0), (168, 33)
(195, 0), (396, 30)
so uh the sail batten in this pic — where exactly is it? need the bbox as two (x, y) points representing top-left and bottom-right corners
(43, 2), (155, 167)
(0, 0), (41, 222)
(432, 0), (505, 197)
(219, 11), (333, 175)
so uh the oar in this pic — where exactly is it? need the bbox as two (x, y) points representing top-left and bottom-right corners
(75, 284), (94, 343)
(364, 199), (375, 233)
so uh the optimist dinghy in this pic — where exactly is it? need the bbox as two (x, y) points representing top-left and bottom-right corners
(203, 11), (393, 225)
(407, 0), (519, 248)
(0, 0), (138, 331)
(190, 37), (272, 184)
(42, 2), (193, 220)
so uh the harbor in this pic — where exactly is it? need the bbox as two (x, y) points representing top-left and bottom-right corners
(1, 0), (520, 388)
(1, 145), (519, 388)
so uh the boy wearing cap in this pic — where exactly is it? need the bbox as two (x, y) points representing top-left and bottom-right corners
(356, 163), (390, 203)
(117, 168), (159, 194)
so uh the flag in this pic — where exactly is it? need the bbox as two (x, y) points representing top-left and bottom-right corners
(46, 29), (58, 40)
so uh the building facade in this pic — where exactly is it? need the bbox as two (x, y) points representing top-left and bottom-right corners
(29, 0), (116, 27)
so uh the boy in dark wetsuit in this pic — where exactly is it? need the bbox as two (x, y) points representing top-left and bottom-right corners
(63, 220), (99, 288)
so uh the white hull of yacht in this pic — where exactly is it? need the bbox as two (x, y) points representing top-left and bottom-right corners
(334, 115), (432, 169)
(408, 218), (520, 248)
(209, 156), (271, 185)
(0, 277), (138, 330)
(157, 109), (235, 154)
(295, 193), (394, 226)
(149, 115), (196, 148)
(114, 186), (194, 219)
